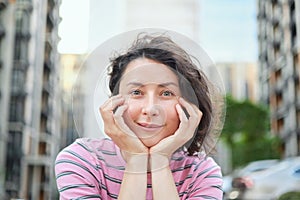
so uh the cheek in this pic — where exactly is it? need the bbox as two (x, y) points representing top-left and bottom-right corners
(125, 100), (143, 120)
(165, 102), (180, 122)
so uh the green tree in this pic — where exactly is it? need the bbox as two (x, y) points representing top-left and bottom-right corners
(221, 95), (281, 167)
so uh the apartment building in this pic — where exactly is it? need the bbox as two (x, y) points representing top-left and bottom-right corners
(0, 0), (16, 197)
(257, 0), (300, 157)
(0, 0), (61, 199)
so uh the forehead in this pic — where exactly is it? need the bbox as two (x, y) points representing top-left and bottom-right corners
(121, 58), (178, 85)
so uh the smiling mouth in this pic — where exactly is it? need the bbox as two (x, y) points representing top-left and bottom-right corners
(137, 122), (164, 129)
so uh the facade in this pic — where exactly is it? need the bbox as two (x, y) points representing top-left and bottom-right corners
(0, 0), (61, 199)
(217, 62), (259, 102)
(0, 0), (16, 197)
(257, 0), (300, 157)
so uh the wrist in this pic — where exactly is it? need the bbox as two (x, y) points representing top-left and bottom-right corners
(122, 151), (149, 173)
(149, 153), (170, 172)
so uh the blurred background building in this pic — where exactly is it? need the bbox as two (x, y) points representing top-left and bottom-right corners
(59, 54), (83, 147)
(257, 0), (300, 157)
(0, 0), (15, 197)
(217, 62), (259, 102)
(0, 0), (62, 199)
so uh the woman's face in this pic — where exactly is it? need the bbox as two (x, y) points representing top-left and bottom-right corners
(119, 58), (181, 147)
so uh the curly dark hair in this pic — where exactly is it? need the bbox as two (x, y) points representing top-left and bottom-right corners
(107, 33), (213, 156)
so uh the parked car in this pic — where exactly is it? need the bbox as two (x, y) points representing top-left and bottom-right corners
(224, 159), (279, 199)
(226, 157), (300, 200)
(223, 174), (233, 198)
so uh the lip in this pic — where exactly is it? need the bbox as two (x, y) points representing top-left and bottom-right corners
(136, 122), (164, 131)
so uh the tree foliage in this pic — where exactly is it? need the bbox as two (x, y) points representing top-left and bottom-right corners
(221, 95), (281, 167)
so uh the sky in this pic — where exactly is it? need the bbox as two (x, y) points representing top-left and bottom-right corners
(200, 0), (258, 62)
(58, 0), (90, 54)
(58, 0), (257, 62)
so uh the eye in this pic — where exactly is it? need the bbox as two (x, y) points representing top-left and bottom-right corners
(130, 89), (142, 96)
(161, 90), (175, 97)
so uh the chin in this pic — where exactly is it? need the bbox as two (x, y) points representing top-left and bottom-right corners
(140, 138), (160, 148)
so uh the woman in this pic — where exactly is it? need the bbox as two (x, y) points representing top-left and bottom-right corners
(55, 33), (224, 199)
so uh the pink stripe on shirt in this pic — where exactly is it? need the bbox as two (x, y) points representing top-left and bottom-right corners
(55, 138), (223, 199)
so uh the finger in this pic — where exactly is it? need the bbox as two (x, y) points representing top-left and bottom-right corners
(99, 95), (125, 118)
(174, 103), (198, 141)
(112, 105), (147, 153)
(176, 104), (188, 123)
(101, 94), (121, 108)
(178, 97), (201, 124)
(99, 96), (125, 136)
(174, 104), (189, 138)
(113, 105), (137, 137)
(178, 97), (197, 116)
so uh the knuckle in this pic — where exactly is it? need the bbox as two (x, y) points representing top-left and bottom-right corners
(104, 127), (113, 136)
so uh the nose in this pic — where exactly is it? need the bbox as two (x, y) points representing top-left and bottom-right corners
(141, 95), (159, 116)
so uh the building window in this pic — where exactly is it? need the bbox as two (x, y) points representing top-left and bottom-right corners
(11, 68), (26, 94)
(5, 131), (22, 194)
(14, 10), (30, 61)
(9, 96), (25, 122)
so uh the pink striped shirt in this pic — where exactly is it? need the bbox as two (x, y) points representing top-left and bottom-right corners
(55, 138), (223, 199)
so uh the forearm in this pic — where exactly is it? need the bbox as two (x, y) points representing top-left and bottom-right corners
(151, 155), (180, 200)
(118, 154), (148, 200)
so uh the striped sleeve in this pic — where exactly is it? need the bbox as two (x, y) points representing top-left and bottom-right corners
(187, 157), (223, 200)
(55, 140), (102, 200)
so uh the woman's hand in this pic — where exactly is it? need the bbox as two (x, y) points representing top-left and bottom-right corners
(149, 97), (202, 169)
(99, 95), (148, 162)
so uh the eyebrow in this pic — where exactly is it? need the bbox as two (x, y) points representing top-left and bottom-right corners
(126, 81), (179, 87)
